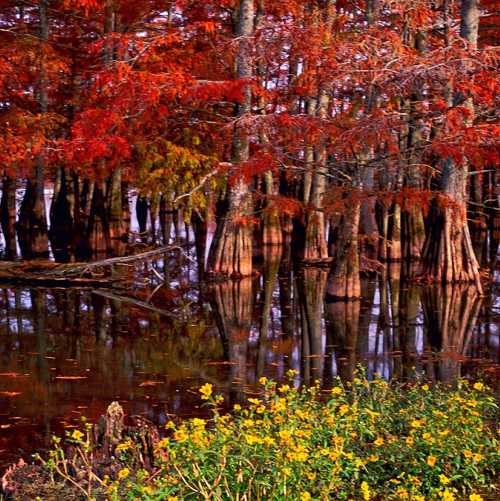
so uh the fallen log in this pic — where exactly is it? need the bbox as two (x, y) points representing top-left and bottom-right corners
(0, 245), (178, 286)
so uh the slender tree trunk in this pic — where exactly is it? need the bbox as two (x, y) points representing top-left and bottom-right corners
(17, 0), (49, 257)
(49, 167), (74, 260)
(1, 175), (17, 259)
(304, 2), (335, 261)
(87, 182), (111, 254)
(208, 0), (255, 277)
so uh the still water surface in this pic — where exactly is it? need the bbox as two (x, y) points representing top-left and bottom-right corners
(0, 238), (498, 467)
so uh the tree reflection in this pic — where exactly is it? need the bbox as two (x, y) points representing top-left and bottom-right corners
(421, 284), (482, 384)
(296, 268), (328, 385)
(210, 278), (255, 396)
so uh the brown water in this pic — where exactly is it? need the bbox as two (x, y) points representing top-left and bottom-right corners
(0, 244), (498, 467)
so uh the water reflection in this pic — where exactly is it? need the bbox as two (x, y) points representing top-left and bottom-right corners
(0, 257), (498, 466)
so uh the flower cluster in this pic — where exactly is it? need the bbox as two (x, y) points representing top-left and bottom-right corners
(117, 373), (498, 500)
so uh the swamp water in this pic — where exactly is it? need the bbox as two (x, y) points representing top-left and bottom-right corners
(0, 214), (499, 467)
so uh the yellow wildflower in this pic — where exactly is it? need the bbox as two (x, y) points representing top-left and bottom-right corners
(300, 492), (311, 501)
(469, 494), (483, 501)
(70, 430), (84, 441)
(473, 382), (485, 391)
(199, 383), (213, 400)
(396, 487), (409, 499)
(168, 497), (178, 501)
(192, 418), (206, 428)
(243, 419), (254, 428)
(411, 419), (423, 428)
(427, 455), (437, 467)
(259, 376), (268, 385)
(441, 489), (455, 501)
(279, 384), (290, 393)
(174, 429), (188, 442)
(339, 404), (349, 416)
(245, 434), (263, 445)
(422, 384), (429, 391)
(256, 405), (266, 414)
(360, 481), (371, 501)
(464, 450), (473, 459)
(233, 404), (241, 411)
(263, 436), (275, 447)
(157, 438), (169, 449)
(414, 496), (425, 501)
(473, 453), (482, 462)
(405, 436), (414, 446)
(439, 474), (450, 485)
(165, 420), (175, 430)
(116, 441), (131, 453)
(307, 472), (316, 480)
(117, 468), (129, 480)
(368, 454), (378, 462)
(374, 437), (384, 447)
(248, 398), (260, 405)
(331, 386), (343, 395)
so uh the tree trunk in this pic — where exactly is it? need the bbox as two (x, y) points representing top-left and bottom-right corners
(208, 0), (254, 277)
(328, 196), (361, 299)
(49, 167), (74, 260)
(87, 182), (111, 254)
(304, 2), (335, 261)
(1, 175), (17, 259)
(422, 0), (482, 293)
(17, 0), (49, 257)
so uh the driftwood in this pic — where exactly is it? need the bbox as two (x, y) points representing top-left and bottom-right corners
(0, 245), (176, 286)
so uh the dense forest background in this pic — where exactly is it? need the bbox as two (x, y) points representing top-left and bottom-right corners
(0, 0), (498, 296)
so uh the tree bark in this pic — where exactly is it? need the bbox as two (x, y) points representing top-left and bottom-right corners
(17, 0), (49, 257)
(1, 175), (17, 259)
(328, 196), (361, 299)
(421, 0), (482, 293)
(208, 0), (255, 277)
